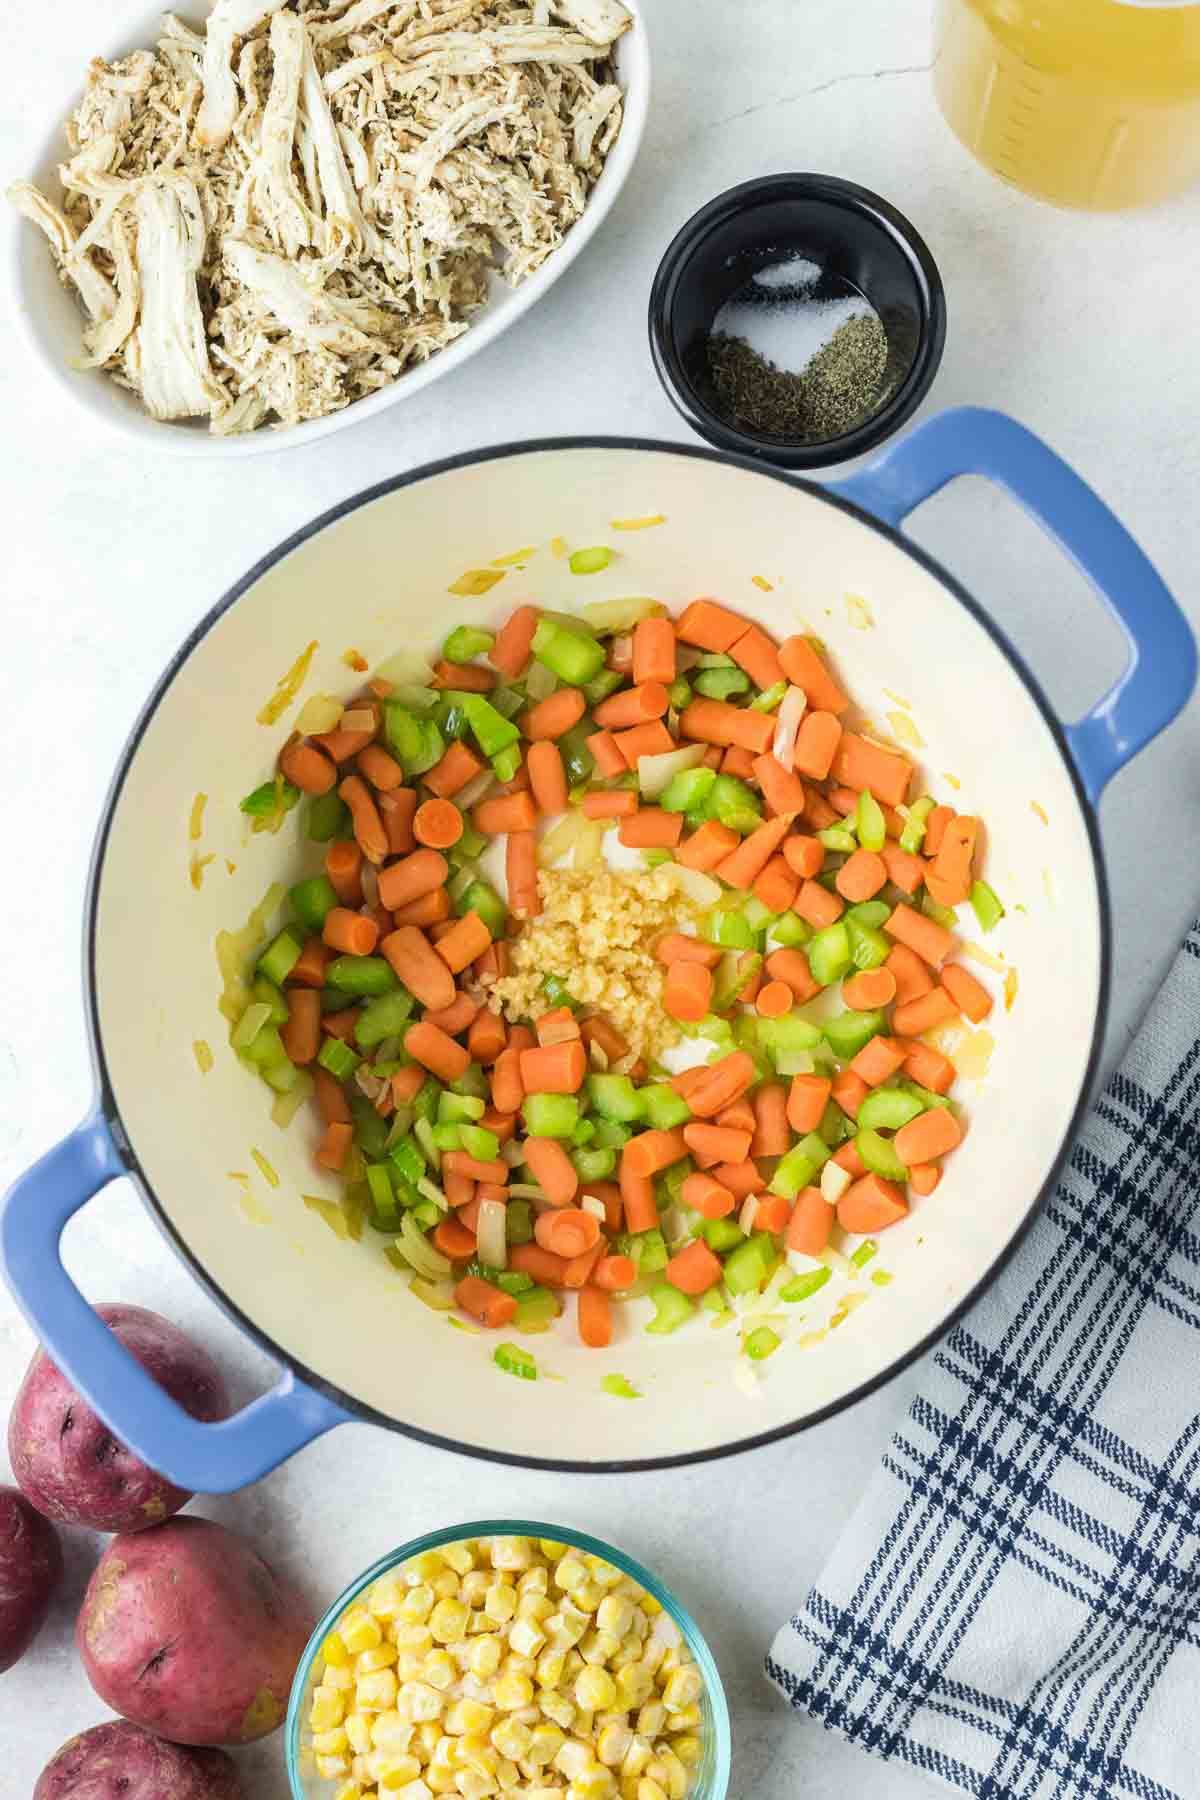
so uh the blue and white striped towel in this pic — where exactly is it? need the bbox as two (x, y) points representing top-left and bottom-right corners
(768, 923), (1200, 1800)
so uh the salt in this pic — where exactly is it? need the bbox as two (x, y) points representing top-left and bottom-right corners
(712, 283), (874, 379)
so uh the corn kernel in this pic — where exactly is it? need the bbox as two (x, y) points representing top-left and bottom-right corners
(312, 1690), (347, 1730)
(666, 1704), (700, 1733)
(640, 1596), (663, 1617)
(620, 1736), (653, 1780)
(527, 1722), (565, 1767)
(325, 1664), (357, 1692)
(324, 1630), (351, 1668)
(568, 1769), (617, 1800)
(503, 1651), (537, 1680)
(616, 1665), (654, 1709)
(555, 1740), (597, 1781)
(539, 1539), (567, 1560)
(314, 1727), (350, 1755)
(430, 1599), (469, 1644)
(428, 1772), (457, 1796)
(343, 1607), (385, 1655)
(484, 1583), (518, 1625)
(401, 1584), (436, 1623)
(398, 1650), (427, 1682)
(636, 1781), (667, 1800)
(370, 1575), (409, 1619)
(610, 1638), (641, 1671)
(441, 1541), (475, 1575)
(371, 1712), (415, 1751)
(662, 1666), (702, 1713)
(317, 1754), (351, 1779)
(463, 1634), (500, 1680)
(370, 1749), (422, 1789)
(586, 1557), (624, 1590)
(636, 1702), (665, 1739)
(517, 1591), (554, 1624)
(408, 1552), (446, 1585)
(491, 1717), (533, 1761)
(399, 1680), (446, 1723)
(581, 1629), (621, 1666)
(359, 1643), (400, 1673)
(597, 1596), (634, 1639)
(575, 1706), (595, 1740)
(575, 1666), (617, 1712)
(460, 1571), (490, 1608)
(357, 1670), (399, 1712)
(434, 1571), (462, 1600)
(456, 1733), (497, 1776)
(490, 1537), (534, 1571)
(346, 1712), (374, 1755)
(545, 1603), (589, 1650)
(350, 1753), (374, 1783)
(536, 1648), (566, 1689)
(509, 1616), (547, 1658)
(556, 1555), (588, 1594)
(563, 1649), (585, 1679)
(454, 1773), (496, 1799)
(640, 1640), (665, 1676)
(334, 1782), (362, 1800)
(597, 1723), (633, 1767)
(446, 1700), (495, 1737)
(650, 1746), (687, 1799)
(494, 1672), (535, 1711)
(573, 1581), (604, 1613)
(538, 1689), (576, 1731)
(494, 1756), (518, 1790)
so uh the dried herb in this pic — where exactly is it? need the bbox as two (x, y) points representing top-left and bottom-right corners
(708, 311), (889, 442)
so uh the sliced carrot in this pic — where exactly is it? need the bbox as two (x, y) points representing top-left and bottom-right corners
(339, 774), (388, 866)
(423, 993), (479, 1036)
(679, 699), (775, 755)
(786, 1187), (834, 1256)
(787, 1073), (832, 1135)
(664, 960), (714, 1023)
(909, 1162), (942, 1197)
(894, 1106), (963, 1165)
(413, 798), (464, 850)
(623, 1128), (689, 1178)
(378, 787), (417, 855)
(756, 979), (793, 1018)
(391, 1065), (427, 1106)
(312, 704), (379, 763)
(886, 941), (935, 1005)
(929, 814), (978, 905)
(479, 1111), (515, 1147)
(749, 1082), (791, 1157)
(778, 635), (849, 713)
(711, 1160), (760, 1199)
(443, 1172), (476, 1209)
(519, 1040), (587, 1095)
(717, 1096), (757, 1135)
(506, 830), (540, 920)
(290, 936), (330, 989)
(315, 1121), (353, 1172)
(729, 623), (785, 690)
(523, 687), (587, 741)
(325, 838), (364, 907)
(849, 1035), (908, 1087)
(378, 848), (449, 912)
(280, 740), (337, 795)
(438, 1221), (481, 1264)
(793, 711), (843, 781)
(655, 932), (722, 968)
(405, 1019), (471, 1082)
(942, 961), (994, 1022)
(320, 1006), (361, 1044)
(323, 907), (379, 956)
(802, 786), (840, 829)
(380, 926), (456, 1011)
(901, 1039), (956, 1095)
(721, 746), (758, 779)
(455, 1274), (516, 1327)
(893, 987), (960, 1036)
(582, 789), (639, 819)
(683, 1121), (752, 1167)
(435, 910), (493, 975)
(474, 791), (538, 835)
(356, 744), (405, 792)
(828, 785), (858, 817)
(749, 1193), (791, 1234)
(795, 880), (844, 929)
(592, 1253), (638, 1292)
(881, 842), (925, 896)
(535, 1207), (600, 1260)
(671, 1064), (711, 1100)
(577, 1284), (613, 1348)
(924, 805), (954, 857)
(474, 941), (510, 983)
(685, 1050), (757, 1118)
(782, 833), (824, 879)
(580, 1016), (629, 1062)
(489, 605), (539, 679)
(665, 1237), (724, 1296)
(752, 752), (808, 819)
(832, 1138), (867, 1178)
(831, 733), (913, 808)
(835, 847), (887, 903)
(490, 1046), (525, 1115)
(443, 1149), (509, 1184)
(752, 854), (800, 917)
(392, 889), (452, 928)
(843, 967), (897, 1011)
(619, 808), (685, 850)
(885, 902), (955, 969)
(509, 1242), (570, 1287)
(831, 1068), (869, 1121)
(675, 819), (739, 871)
(702, 746), (724, 769)
(837, 1174), (908, 1235)
(676, 598), (747, 652)
(608, 634), (635, 674)
(280, 988), (320, 1065)
(425, 740), (486, 800)
(713, 815), (793, 891)
(585, 730), (627, 779)
(619, 1160), (658, 1233)
(612, 720), (675, 768)
(632, 615), (677, 686)
(527, 741), (569, 816)
(593, 682), (670, 730)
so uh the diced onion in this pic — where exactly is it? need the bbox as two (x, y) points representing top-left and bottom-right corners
(820, 1161), (852, 1205)
(772, 686), (807, 771)
(636, 741), (706, 801)
(525, 660), (557, 702)
(574, 819), (605, 870)
(455, 769), (495, 811)
(581, 1195), (606, 1222)
(500, 1139), (524, 1167)
(374, 652), (434, 687)
(662, 864), (721, 907)
(296, 694), (344, 736)
(581, 596), (661, 632)
(539, 812), (585, 865)
(739, 1195), (760, 1235)
(399, 1214), (452, 1279)
(773, 1050), (814, 1077)
(476, 1199), (507, 1268)
(271, 1069), (313, 1127)
(342, 707), (376, 732)
(417, 1177), (449, 1212)
(410, 1277), (456, 1312)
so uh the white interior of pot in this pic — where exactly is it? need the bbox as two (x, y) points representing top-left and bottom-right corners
(91, 445), (1103, 1464)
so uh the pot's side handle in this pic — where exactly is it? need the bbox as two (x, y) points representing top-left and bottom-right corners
(828, 406), (1196, 804)
(0, 1109), (351, 1492)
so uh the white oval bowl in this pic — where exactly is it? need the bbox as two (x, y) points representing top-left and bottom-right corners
(6, 3), (649, 458)
(84, 440), (1107, 1469)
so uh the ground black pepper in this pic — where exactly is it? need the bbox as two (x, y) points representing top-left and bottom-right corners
(708, 309), (889, 441)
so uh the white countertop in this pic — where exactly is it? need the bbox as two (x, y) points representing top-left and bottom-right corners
(3, 1), (1199, 1793)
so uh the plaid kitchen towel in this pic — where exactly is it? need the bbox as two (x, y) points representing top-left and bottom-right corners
(768, 922), (1200, 1800)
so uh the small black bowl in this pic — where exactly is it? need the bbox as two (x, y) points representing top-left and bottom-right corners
(649, 173), (947, 469)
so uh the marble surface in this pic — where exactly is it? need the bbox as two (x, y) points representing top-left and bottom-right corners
(3, 0), (1199, 1792)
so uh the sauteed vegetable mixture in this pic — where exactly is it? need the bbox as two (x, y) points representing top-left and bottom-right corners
(228, 591), (1002, 1354)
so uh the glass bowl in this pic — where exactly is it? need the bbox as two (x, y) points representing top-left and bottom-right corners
(287, 1518), (732, 1799)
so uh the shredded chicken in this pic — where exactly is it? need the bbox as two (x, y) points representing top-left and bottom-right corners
(8, 0), (631, 434)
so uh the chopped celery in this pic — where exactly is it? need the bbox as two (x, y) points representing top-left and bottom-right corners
(846, 900), (891, 929)
(846, 919), (890, 971)
(494, 1342), (538, 1380)
(410, 1199), (441, 1230)
(558, 723), (596, 786)
(851, 1239), (878, 1268)
(439, 1092), (486, 1123)
(592, 1118), (634, 1148)
(757, 1014), (822, 1059)
(490, 744), (522, 784)
(601, 1374), (641, 1399)
(306, 791), (351, 842)
(696, 653), (736, 669)
(531, 617), (606, 685)
(770, 1133), (829, 1199)
(366, 1163), (400, 1230)
(251, 975), (289, 1026)
(741, 896), (778, 933)
(702, 1218), (745, 1253)
(808, 922), (852, 986)
(431, 1123), (462, 1152)
(572, 1146), (616, 1181)
(290, 875), (339, 932)
(495, 1269), (535, 1295)
(702, 907), (758, 950)
(857, 1088), (924, 1132)
(412, 1079), (441, 1124)
(667, 679), (693, 710)
(745, 1326), (780, 1361)
(542, 974), (580, 1012)
(232, 1002), (271, 1053)
(571, 1118), (596, 1147)
(460, 692), (521, 758)
(506, 1200), (534, 1245)
(317, 1036), (359, 1081)
(695, 667), (751, 700)
(711, 951), (761, 1013)
(434, 694), (471, 740)
(660, 766), (716, 814)
(585, 1073), (644, 1122)
(644, 1284), (695, 1334)
(856, 1128), (908, 1180)
(515, 1288), (559, 1331)
(384, 704), (445, 777)
(770, 911), (812, 948)
(618, 1226), (667, 1273)
(458, 881), (507, 935)
(582, 669), (625, 708)
(241, 778), (300, 819)
(899, 796), (935, 855)
(389, 1135), (427, 1188)
(257, 929), (302, 987)
(523, 1093), (579, 1138)
(356, 990), (414, 1048)
(855, 789), (886, 852)
(971, 879), (1005, 932)
(569, 546), (613, 575)
(722, 1232), (776, 1296)
(706, 774), (763, 835)
(488, 685), (526, 721)
(922, 891), (959, 931)
(450, 1063), (488, 1101)
(443, 624), (494, 662)
(327, 956), (397, 998)
(822, 1009), (886, 1060)
(818, 827), (857, 854)
(781, 1265), (832, 1304)
(750, 680), (788, 713)
(460, 1124), (500, 1162)
(351, 1094), (390, 1159)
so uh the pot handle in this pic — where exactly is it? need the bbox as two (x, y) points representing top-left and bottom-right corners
(828, 406), (1196, 804)
(0, 1108), (351, 1493)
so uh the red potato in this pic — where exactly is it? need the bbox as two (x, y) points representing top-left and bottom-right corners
(78, 1517), (315, 1745)
(8, 1305), (229, 1533)
(0, 1485), (63, 1671)
(34, 1722), (242, 1800)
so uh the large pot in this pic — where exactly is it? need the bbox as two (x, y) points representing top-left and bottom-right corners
(2, 409), (1193, 1488)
